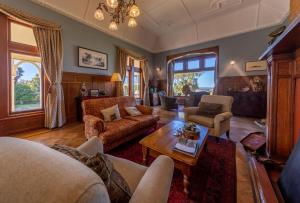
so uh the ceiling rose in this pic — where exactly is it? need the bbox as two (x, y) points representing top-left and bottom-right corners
(94, 0), (140, 31)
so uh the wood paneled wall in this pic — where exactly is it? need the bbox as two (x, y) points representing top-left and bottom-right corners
(217, 75), (267, 95)
(290, 0), (300, 23)
(62, 72), (115, 123)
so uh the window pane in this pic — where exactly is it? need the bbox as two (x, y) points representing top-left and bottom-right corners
(10, 22), (37, 46)
(134, 59), (140, 68)
(187, 59), (200, 70)
(126, 57), (130, 66)
(133, 72), (141, 98)
(174, 61), (184, 71)
(11, 53), (42, 112)
(204, 57), (216, 68)
(123, 71), (129, 96)
(173, 71), (215, 96)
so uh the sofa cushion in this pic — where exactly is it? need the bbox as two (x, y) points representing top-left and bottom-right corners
(188, 115), (214, 128)
(126, 115), (159, 129)
(100, 119), (140, 145)
(125, 106), (142, 116)
(101, 105), (121, 122)
(51, 144), (131, 203)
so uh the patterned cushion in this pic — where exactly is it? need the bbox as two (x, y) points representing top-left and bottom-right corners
(101, 105), (121, 122)
(198, 102), (222, 118)
(124, 106), (142, 116)
(51, 144), (131, 203)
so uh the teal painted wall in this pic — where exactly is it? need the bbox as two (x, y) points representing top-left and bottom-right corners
(1, 0), (154, 76)
(153, 26), (280, 80)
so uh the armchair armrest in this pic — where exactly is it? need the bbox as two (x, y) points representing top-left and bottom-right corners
(130, 155), (174, 203)
(77, 136), (104, 156)
(83, 115), (106, 139)
(136, 105), (153, 115)
(214, 112), (233, 122)
(183, 107), (199, 120)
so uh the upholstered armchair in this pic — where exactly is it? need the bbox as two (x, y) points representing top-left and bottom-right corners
(184, 95), (234, 140)
(158, 91), (178, 111)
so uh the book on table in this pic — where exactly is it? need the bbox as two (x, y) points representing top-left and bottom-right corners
(173, 137), (199, 157)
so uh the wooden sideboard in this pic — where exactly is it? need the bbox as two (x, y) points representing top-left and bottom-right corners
(260, 16), (300, 160)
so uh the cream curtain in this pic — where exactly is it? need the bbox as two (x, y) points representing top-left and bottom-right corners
(34, 27), (66, 128)
(167, 61), (174, 96)
(116, 47), (150, 105)
(0, 3), (66, 128)
(141, 61), (150, 105)
(116, 47), (128, 97)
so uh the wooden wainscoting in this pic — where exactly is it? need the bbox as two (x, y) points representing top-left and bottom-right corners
(217, 75), (267, 95)
(62, 72), (115, 123)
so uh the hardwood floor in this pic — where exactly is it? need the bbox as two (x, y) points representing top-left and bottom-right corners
(12, 106), (261, 147)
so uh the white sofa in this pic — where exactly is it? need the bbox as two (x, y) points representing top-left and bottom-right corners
(0, 136), (174, 203)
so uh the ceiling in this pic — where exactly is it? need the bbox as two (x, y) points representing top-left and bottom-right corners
(30, 0), (290, 53)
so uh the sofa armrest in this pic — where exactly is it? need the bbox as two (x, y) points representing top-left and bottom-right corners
(183, 107), (199, 120)
(214, 112), (233, 122)
(136, 105), (153, 115)
(83, 115), (106, 139)
(77, 136), (104, 156)
(130, 155), (174, 203)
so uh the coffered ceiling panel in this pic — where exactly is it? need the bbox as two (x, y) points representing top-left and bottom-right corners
(30, 0), (290, 53)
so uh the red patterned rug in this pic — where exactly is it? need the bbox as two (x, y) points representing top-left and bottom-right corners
(109, 123), (236, 203)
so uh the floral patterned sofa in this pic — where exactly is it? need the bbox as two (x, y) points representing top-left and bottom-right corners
(82, 96), (159, 151)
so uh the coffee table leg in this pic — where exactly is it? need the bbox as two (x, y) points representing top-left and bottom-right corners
(142, 146), (149, 165)
(183, 168), (191, 197)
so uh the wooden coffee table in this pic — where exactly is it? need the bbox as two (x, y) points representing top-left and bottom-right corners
(139, 120), (208, 196)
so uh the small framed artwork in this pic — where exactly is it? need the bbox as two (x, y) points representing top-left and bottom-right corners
(90, 89), (100, 97)
(78, 47), (108, 70)
(246, 60), (267, 72)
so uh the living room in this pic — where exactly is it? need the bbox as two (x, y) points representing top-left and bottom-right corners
(0, 0), (300, 202)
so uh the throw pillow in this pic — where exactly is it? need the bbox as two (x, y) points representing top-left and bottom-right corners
(125, 106), (142, 116)
(101, 105), (121, 122)
(51, 144), (131, 203)
(198, 102), (223, 118)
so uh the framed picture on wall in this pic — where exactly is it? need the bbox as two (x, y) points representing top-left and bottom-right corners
(78, 47), (108, 70)
(245, 60), (267, 72)
(90, 89), (100, 97)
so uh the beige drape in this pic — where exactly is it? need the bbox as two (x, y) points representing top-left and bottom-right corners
(34, 27), (66, 128)
(0, 3), (66, 128)
(116, 48), (128, 97)
(167, 61), (174, 96)
(116, 47), (150, 105)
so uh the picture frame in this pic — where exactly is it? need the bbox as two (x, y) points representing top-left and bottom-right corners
(78, 47), (108, 70)
(245, 60), (267, 72)
(90, 89), (100, 97)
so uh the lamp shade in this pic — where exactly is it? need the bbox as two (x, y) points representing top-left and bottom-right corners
(111, 73), (122, 82)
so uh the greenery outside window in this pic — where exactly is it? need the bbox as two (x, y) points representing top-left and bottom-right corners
(123, 57), (143, 98)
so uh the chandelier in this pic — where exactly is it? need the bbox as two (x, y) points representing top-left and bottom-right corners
(94, 0), (140, 31)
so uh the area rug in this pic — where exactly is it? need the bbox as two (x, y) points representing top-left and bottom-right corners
(109, 124), (236, 203)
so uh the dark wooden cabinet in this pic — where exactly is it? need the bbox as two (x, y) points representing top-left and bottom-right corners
(261, 16), (300, 160)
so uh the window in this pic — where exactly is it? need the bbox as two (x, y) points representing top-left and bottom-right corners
(172, 54), (217, 96)
(174, 61), (184, 71)
(187, 58), (200, 70)
(204, 57), (216, 68)
(8, 21), (43, 113)
(124, 57), (143, 98)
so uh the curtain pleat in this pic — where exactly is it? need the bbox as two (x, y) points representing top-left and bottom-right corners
(141, 61), (150, 105)
(116, 48), (128, 96)
(167, 61), (174, 96)
(33, 27), (66, 129)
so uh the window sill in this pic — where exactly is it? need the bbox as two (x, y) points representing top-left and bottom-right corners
(1, 110), (45, 121)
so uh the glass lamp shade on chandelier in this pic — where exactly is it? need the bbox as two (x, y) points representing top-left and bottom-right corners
(94, 0), (140, 31)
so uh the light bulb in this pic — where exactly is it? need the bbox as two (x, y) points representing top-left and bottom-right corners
(109, 21), (118, 31)
(106, 0), (118, 9)
(128, 17), (137, 28)
(129, 4), (140, 18)
(94, 8), (104, 21)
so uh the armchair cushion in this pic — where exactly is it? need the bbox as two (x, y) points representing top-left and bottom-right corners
(188, 115), (214, 128)
(198, 102), (223, 118)
(136, 105), (153, 115)
(52, 144), (131, 203)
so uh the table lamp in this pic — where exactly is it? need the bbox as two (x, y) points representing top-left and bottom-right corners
(111, 73), (122, 96)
